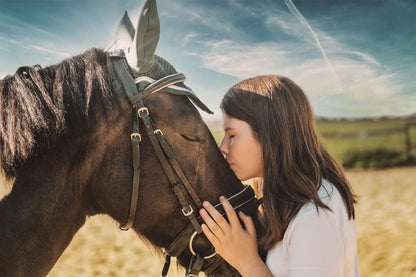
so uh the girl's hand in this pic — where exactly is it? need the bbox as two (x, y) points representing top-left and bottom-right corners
(199, 196), (261, 274)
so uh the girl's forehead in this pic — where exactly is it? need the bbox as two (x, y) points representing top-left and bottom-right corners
(222, 114), (250, 130)
(222, 113), (238, 125)
(222, 111), (238, 123)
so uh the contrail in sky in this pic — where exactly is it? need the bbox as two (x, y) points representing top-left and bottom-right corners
(283, 0), (343, 91)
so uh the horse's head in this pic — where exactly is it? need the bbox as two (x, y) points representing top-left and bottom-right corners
(0, 0), (264, 276)
(93, 1), (265, 275)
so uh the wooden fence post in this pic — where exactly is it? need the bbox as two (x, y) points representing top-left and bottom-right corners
(404, 123), (411, 160)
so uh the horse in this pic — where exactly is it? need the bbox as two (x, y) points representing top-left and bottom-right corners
(0, 0), (265, 276)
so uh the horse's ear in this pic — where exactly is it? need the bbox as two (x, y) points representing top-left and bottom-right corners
(128, 0), (160, 72)
(107, 11), (135, 52)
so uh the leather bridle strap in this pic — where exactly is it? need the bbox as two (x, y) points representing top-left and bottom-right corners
(133, 75), (213, 114)
(165, 184), (257, 256)
(165, 184), (261, 276)
(155, 129), (202, 208)
(107, 50), (263, 277)
(108, 50), (202, 233)
(108, 50), (143, 230)
(131, 74), (186, 102)
(141, 114), (202, 233)
(120, 110), (141, 230)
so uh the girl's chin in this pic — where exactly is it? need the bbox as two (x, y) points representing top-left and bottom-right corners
(236, 173), (250, 182)
(231, 166), (254, 181)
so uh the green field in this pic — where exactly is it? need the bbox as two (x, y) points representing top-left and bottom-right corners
(316, 117), (416, 160)
(209, 116), (416, 168)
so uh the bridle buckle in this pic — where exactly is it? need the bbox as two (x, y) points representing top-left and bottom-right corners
(182, 205), (194, 217)
(130, 133), (142, 142)
(154, 129), (164, 136)
(137, 107), (149, 117)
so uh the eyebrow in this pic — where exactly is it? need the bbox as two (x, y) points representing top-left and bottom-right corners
(224, 127), (236, 132)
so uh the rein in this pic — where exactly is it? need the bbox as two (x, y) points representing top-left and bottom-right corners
(107, 50), (261, 276)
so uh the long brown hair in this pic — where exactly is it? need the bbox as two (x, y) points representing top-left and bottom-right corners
(220, 75), (356, 250)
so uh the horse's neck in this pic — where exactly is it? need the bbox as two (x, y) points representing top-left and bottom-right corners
(0, 157), (86, 277)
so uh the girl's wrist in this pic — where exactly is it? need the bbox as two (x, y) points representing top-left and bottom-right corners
(236, 254), (272, 277)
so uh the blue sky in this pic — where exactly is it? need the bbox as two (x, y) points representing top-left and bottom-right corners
(0, 0), (415, 121)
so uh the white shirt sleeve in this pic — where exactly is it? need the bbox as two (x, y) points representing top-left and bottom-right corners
(266, 181), (359, 277)
(284, 205), (344, 277)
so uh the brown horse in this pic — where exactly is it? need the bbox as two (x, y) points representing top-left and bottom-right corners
(0, 0), (264, 276)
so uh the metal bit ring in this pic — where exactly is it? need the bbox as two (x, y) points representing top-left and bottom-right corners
(189, 231), (216, 259)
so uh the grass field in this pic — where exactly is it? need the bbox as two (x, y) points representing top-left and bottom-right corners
(47, 166), (416, 277)
(212, 116), (416, 166)
(316, 117), (416, 162)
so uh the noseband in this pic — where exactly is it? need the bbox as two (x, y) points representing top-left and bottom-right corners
(108, 50), (261, 276)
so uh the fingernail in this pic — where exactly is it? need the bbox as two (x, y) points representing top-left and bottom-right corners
(219, 196), (225, 201)
(203, 201), (210, 208)
(200, 209), (206, 216)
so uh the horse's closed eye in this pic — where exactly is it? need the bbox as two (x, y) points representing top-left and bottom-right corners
(181, 134), (200, 142)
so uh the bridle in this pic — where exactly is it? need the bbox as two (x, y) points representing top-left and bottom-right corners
(108, 50), (262, 276)
(107, 50), (262, 276)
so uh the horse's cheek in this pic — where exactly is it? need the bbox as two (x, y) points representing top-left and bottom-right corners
(180, 141), (200, 179)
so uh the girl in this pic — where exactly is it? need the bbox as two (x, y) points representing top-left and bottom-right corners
(200, 75), (359, 277)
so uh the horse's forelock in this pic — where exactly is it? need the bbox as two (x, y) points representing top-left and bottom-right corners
(133, 55), (177, 80)
(0, 48), (113, 177)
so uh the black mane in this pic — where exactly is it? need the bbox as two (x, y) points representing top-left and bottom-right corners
(0, 48), (114, 176)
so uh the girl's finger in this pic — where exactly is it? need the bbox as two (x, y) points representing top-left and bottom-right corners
(201, 223), (221, 249)
(202, 201), (231, 232)
(219, 196), (240, 228)
(199, 208), (225, 238)
(239, 211), (256, 237)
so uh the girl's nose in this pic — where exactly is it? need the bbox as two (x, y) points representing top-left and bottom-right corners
(219, 136), (228, 155)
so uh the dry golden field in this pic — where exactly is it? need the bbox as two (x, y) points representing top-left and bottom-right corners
(47, 166), (416, 277)
(348, 166), (416, 277)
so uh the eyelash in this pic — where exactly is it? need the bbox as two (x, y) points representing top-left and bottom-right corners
(181, 134), (200, 142)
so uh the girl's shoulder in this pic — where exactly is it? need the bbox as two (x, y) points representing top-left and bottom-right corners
(296, 179), (342, 218)
(281, 181), (350, 248)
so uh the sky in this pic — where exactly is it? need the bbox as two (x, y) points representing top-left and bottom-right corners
(0, 0), (415, 122)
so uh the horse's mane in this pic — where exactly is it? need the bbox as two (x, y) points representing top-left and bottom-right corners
(0, 48), (113, 176)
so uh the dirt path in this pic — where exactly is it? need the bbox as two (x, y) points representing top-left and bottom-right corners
(48, 166), (416, 276)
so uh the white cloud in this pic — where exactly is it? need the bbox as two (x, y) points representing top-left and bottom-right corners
(163, 3), (240, 35)
(196, 39), (410, 117)
(349, 51), (380, 66)
(0, 12), (54, 38)
(265, 11), (313, 43)
(26, 45), (71, 58)
(199, 40), (292, 78)
(183, 51), (199, 57)
(0, 35), (20, 45)
(184, 32), (200, 45)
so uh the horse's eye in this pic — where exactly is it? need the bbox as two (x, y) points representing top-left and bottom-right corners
(181, 134), (200, 142)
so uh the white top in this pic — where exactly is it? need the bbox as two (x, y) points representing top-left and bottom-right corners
(266, 179), (359, 277)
